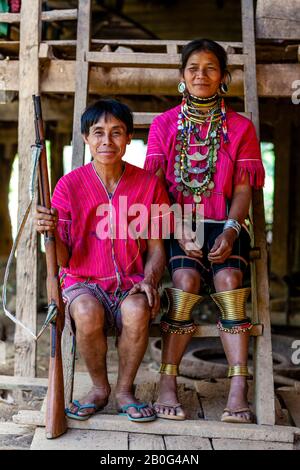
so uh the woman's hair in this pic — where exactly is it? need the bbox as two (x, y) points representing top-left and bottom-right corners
(181, 38), (228, 78)
(81, 98), (134, 136)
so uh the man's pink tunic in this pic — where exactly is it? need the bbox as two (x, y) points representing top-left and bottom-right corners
(51, 162), (170, 293)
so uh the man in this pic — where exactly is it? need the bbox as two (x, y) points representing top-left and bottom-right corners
(35, 99), (170, 421)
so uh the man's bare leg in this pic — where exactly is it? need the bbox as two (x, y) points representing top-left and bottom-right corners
(68, 294), (111, 417)
(214, 269), (252, 421)
(155, 268), (201, 418)
(115, 293), (154, 419)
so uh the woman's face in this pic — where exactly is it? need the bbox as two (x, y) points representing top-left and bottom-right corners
(183, 50), (223, 98)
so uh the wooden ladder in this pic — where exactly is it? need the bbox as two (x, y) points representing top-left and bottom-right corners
(62, 0), (275, 426)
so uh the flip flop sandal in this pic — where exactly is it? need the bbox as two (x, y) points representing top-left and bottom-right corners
(118, 402), (156, 422)
(154, 402), (186, 421)
(65, 399), (103, 421)
(221, 407), (254, 424)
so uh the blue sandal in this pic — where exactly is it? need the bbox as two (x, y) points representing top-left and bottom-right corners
(118, 403), (156, 422)
(65, 399), (103, 421)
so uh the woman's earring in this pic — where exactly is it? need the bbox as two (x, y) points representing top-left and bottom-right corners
(220, 82), (228, 94)
(178, 81), (186, 94)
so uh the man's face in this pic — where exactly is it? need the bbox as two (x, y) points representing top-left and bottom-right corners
(83, 114), (131, 166)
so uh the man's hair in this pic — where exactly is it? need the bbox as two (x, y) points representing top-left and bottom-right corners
(81, 98), (134, 136)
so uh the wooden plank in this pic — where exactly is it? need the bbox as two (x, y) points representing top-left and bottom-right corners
(256, 18), (300, 40)
(1, 61), (299, 97)
(195, 379), (253, 422)
(71, 0), (91, 170)
(14, 0), (41, 378)
(13, 410), (297, 443)
(41, 9), (77, 22)
(0, 422), (33, 434)
(164, 435), (212, 450)
(42, 39), (243, 50)
(129, 433), (165, 450)
(86, 52), (245, 67)
(31, 427), (128, 450)
(90, 39), (244, 50)
(256, 0), (300, 40)
(212, 438), (294, 450)
(0, 375), (47, 390)
(271, 114), (291, 279)
(62, 327), (76, 408)
(135, 382), (202, 420)
(277, 389), (300, 428)
(0, 13), (20, 23)
(242, 0), (275, 426)
(0, 10), (77, 24)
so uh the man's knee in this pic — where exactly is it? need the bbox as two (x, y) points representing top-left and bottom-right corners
(72, 296), (105, 336)
(121, 295), (151, 330)
(173, 269), (200, 294)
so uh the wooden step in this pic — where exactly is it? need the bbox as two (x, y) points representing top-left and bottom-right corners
(13, 409), (298, 443)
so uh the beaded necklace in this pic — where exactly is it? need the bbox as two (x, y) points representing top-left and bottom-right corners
(174, 94), (228, 206)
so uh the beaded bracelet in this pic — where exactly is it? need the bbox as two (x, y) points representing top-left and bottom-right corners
(223, 219), (241, 236)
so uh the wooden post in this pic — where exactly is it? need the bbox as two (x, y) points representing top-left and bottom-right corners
(48, 128), (68, 194)
(242, 0), (275, 425)
(289, 121), (300, 273)
(71, 0), (91, 170)
(0, 143), (16, 260)
(14, 0), (41, 377)
(271, 113), (291, 281)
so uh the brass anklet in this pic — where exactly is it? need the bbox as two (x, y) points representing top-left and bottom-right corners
(227, 365), (250, 378)
(159, 363), (178, 376)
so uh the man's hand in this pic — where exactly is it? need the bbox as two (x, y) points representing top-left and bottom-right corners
(128, 280), (160, 319)
(35, 205), (58, 234)
(208, 229), (237, 264)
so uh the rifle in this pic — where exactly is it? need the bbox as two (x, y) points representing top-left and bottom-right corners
(33, 95), (67, 439)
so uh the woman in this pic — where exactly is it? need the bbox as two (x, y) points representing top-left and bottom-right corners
(144, 39), (265, 423)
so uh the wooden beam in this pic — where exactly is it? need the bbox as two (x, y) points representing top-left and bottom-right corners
(256, 0), (300, 40)
(271, 113), (291, 279)
(85, 52), (245, 68)
(0, 13), (20, 23)
(14, 0), (41, 378)
(71, 0), (91, 170)
(1, 61), (299, 97)
(41, 9), (77, 22)
(242, 0), (275, 427)
(0, 375), (47, 390)
(13, 409), (298, 443)
(0, 9), (77, 24)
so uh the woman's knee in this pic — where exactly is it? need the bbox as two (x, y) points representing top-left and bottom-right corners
(121, 295), (150, 330)
(72, 296), (105, 335)
(172, 269), (201, 294)
(214, 269), (243, 291)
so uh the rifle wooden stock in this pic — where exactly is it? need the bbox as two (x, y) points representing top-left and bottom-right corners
(33, 95), (67, 439)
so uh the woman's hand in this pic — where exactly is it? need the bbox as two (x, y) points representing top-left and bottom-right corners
(35, 205), (58, 234)
(128, 280), (160, 319)
(178, 237), (203, 259)
(208, 229), (237, 264)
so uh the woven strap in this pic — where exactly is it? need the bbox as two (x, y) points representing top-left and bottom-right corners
(2, 145), (42, 340)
